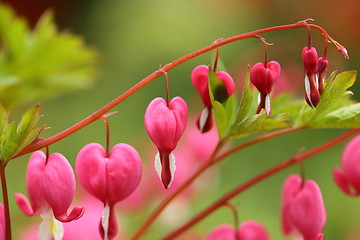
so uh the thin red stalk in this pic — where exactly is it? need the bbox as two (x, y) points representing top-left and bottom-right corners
(14, 20), (339, 158)
(162, 129), (360, 239)
(130, 127), (301, 240)
(0, 164), (12, 240)
(100, 116), (111, 158)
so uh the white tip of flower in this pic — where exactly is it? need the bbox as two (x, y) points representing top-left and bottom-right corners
(304, 75), (315, 108)
(199, 107), (209, 132)
(168, 152), (176, 188)
(38, 213), (64, 240)
(315, 74), (319, 90)
(155, 152), (162, 181)
(101, 203), (110, 240)
(265, 94), (271, 115)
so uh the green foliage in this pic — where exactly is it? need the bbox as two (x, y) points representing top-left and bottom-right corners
(0, 104), (44, 163)
(0, 4), (98, 108)
(234, 67), (253, 124)
(208, 67), (236, 139)
(296, 71), (358, 128)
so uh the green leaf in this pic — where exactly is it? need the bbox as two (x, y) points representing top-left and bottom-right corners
(0, 4), (99, 107)
(16, 104), (41, 142)
(299, 71), (357, 127)
(230, 110), (291, 139)
(234, 67), (253, 124)
(0, 104), (8, 134)
(208, 67), (229, 104)
(1, 122), (17, 162)
(212, 101), (228, 138)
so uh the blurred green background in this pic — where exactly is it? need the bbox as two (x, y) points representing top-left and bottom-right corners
(3, 0), (360, 239)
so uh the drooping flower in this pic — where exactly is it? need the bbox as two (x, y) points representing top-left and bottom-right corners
(250, 61), (281, 115)
(317, 56), (329, 95)
(206, 221), (269, 240)
(75, 143), (142, 240)
(281, 174), (326, 240)
(302, 46), (321, 108)
(15, 151), (84, 240)
(191, 65), (235, 132)
(144, 97), (188, 189)
(333, 135), (360, 196)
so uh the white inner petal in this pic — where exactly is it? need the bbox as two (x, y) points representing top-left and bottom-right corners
(168, 152), (177, 188)
(257, 93), (261, 104)
(315, 74), (319, 89)
(265, 94), (271, 115)
(199, 108), (209, 132)
(304, 75), (315, 108)
(154, 152), (162, 181)
(38, 211), (64, 240)
(102, 203), (110, 240)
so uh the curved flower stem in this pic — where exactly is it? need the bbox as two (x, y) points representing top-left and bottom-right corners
(162, 129), (360, 240)
(0, 164), (12, 240)
(14, 20), (342, 158)
(130, 127), (302, 240)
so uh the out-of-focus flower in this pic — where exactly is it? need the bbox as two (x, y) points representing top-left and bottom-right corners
(206, 221), (269, 240)
(281, 174), (326, 240)
(302, 46), (320, 108)
(0, 203), (5, 240)
(333, 135), (360, 196)
(15, 151), (84, 240)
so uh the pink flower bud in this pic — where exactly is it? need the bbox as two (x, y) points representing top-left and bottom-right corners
(144, 97), (188, 189)
(206, 221), (269, 240)
(302, 47), (320, 108)
(75, 143), (142, 239)
(317, 57), (329, 94)
(282, 174), (326, 240)
(302, 47), (318, 74)
(15, 151), (84, 240)
(250, 61), (281, 114)
(191, 65), (235, 108)
(333, 135), (360, 196)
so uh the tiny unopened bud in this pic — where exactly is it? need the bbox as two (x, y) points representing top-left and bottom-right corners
(317, 57), (329, 94)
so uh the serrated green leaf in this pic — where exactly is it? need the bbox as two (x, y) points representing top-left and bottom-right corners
(16, 104), (41, 142)
(300, 71), (357, 127)
(1, 122), (17, 162)
(234, 67), (253, 124)
(307, 103), (360, 128)
(14, 124), (45, 158)
(230, 111), (291, 139)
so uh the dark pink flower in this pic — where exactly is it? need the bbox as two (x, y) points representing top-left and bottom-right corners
(75, 143), (142, 239)
(281, 174), (326, 240)
(15, 151), (84, 240)
(317, 57), (329, 94)
(250, 61), (281, 114)
(144, 97), (188, 189)
(302, 46), (320, 108)
(333, 135), (360, 196)
(0, 203), (4, 240)
(191, 65), (235, 132)
(206, 221), (269, 240)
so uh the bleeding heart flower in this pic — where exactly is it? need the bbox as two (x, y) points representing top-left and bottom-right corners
(281, 174), (326, 240)
(15, 151), (84, 240)
(250, 61), (281, 115)
(206, 221), (269, 240)
(302, 46), (320, 108)
(144, 97), (188, 189)
(333, 135), (360, 196)
(75, 143), (142, 240)
(0, 203), (4, 240)
(317, 57), (329, 94)
(191, 65), (235, 132)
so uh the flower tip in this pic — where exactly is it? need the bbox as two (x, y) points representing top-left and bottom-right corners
(57, 206), (85, 222)
(154, 152), (176, 189)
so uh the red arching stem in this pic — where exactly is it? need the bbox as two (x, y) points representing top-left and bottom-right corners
(14, 20), (343, 158)
(162, 129), (360, 239)
(0, 164), (12, 240)
(130, 127), (302, 240)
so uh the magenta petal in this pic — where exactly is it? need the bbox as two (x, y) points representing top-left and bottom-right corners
(14, 193), (35, 217)
(333, 168), (355, 196)
(76, 143), (107, 203)
(57, 206), (85, 223)
(0, 204), (4, 240)
(238, 221), (269, 240)
(106, 143), (142, 205)
(168, 97), (188, 144)
(216, 71), (235, 97)
(191, 65), (212, 107)
(206, 224), (236, 240)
